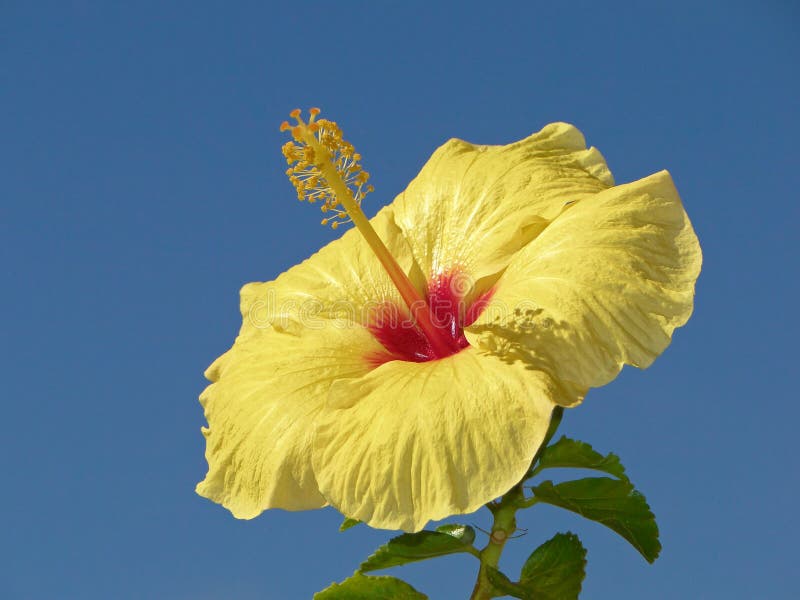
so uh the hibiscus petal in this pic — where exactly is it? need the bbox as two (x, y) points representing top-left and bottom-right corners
(312, 348), (582, 532)
(239, 206), (422, 328)
(465, 170), (702, 393)
(197, 323), (383, 517)
(391, 123), (613, 282)
(197, 208), (418, 518)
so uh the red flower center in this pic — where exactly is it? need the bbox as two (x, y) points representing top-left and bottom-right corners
(367, 271), (493, 365)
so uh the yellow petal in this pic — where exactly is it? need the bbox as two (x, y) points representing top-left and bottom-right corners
(466, 170), (702, 393)
(391, 123), (613, 282)
(197, 208), (415, 518)
(197, 323), (383, 517)
(239, 206), (421, 333)
(311, 348), (582, 532)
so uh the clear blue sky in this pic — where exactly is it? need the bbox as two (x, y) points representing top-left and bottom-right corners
(2, 1), (797, 598)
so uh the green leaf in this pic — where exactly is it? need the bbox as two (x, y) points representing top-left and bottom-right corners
(531, 477), (661, 563)
(314, 572), (428, 599)
(484, 534), (586, 600)
(339, 517), (362, 532)
(433, 523), (477, 545)
(519, 532), (587, 599)
(532, 436), (628, 481)
(359, 524), (477, 572)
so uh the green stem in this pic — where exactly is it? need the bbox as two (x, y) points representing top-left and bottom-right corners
(469, 485), (524, 600)
(468, 406), (565, 599)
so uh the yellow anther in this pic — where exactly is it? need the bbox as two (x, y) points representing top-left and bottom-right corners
(280, 107), (374, 231)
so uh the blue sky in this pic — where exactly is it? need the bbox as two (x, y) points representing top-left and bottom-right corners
(2, 1), (798, 598)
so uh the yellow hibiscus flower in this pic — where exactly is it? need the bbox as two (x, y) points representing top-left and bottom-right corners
(196, 109), (701, 532)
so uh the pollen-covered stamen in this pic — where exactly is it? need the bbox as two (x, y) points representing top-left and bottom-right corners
(279, 107), (456, 359)
(281, 108), (374, 230)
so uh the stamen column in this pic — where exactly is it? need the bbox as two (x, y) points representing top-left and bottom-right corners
(281, 109), (455, 358)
